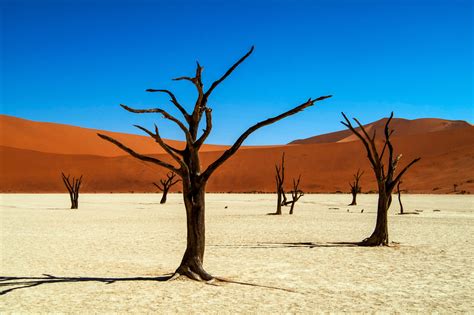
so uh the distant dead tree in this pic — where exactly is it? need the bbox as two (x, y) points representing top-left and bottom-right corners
(397, 181), (404, 214)
(349, 169), (364, 206)
(341, 112), (420, 246)
(282, 175), (304, 214)
(98, 46), (332, 281)
(153, 172), (180, 204)
(61, 172), (82, 209)
(274, 153), (286, 215)
(273, 153), (304, 215)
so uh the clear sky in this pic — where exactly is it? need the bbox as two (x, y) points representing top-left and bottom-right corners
(1, 0), (472, 145)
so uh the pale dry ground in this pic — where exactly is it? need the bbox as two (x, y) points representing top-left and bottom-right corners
(1, 193), (473, 313)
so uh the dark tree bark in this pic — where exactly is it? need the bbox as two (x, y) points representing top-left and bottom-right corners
(397, 181), (404, 214)
(341, 112), (420, 246)
(274, 153), (285, 215)
(98, 46), (332, 280)
(349, 169), (364, 206)
(153, 172), (180, 204)
(286, 175), (304, 215)
(61, 172), (82, 209)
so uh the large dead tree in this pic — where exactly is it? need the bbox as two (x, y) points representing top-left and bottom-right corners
(153, 172), (180, 204)
(341, 112), (420, 246)
(283, 175), (304, 215)
(274, 153), (285, 215)
(349, 169), (364, 206)
(98, 47), (332, 281)
(61, 172), (82, 209)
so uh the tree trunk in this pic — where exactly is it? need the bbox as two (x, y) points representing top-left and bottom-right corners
(275, 189), (282, 215)
(289, 201), (295, 214)
(70, 192), (78, 209)
(360, 191), (391, 246)
(174, 182), (212, 281)
(349, 191), (357, 206)
(160, 188), (169, 204)
(397, 184), (404, 214)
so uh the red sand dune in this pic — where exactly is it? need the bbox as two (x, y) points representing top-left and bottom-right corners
(1, 115), (473, 194)
(0, 115), (227, 156)
(290, 117), (471, 144)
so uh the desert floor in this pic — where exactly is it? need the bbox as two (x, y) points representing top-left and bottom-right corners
(1, 193), (473, 313)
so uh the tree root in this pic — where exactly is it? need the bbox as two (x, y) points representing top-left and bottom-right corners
(171, 264), (214, 282)
(358, 236), (389, 246)
(214, 277), (298, 293)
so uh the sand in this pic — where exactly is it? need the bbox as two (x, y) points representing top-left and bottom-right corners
(1, 193), (473, 313)
(2, 115), (474, 194)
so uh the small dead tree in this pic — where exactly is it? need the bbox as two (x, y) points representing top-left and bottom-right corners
(274, 153), (285, 215)
(61, 172), (82, 209)
(283, 175), (304, 214)
(341, 112), (420, 246)
(397, 181), (404, 214)
(349, 169), (364, 206)
(274, 154), (303, 215)
(153, 172), (180, 204)
(98, 46), (332, 281)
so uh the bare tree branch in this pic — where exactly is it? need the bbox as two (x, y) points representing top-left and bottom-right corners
(194, 108), (212, 149)
(352, 117), (381, 167)
(97, 133), (181, 175)
(153, 182), (164, 191)
(61, 173), (73, 192)
(203, 46), (255, 102)
(120, 104), (192, 143)
(384, 112), (395, 179)
(133, 125), (186, 170)
(341, 113), (378, 169)
(391, 157), (421, 188)
(145, 89), (190, 122)
(202, 96), (331, 180)
(133, 124), (183, 154)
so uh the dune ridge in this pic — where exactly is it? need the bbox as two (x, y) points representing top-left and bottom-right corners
(1, 114), (473, 193)
(290, 117), (471, 144)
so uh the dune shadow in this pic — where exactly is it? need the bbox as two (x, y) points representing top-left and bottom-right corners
(0, 274), (173, 296)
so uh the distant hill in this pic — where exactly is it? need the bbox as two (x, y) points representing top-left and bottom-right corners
(0, 115), (227, 157)
(289, 117), (471, 144)
(1, 115), (473, 194)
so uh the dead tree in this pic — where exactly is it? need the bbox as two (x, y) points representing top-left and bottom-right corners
(61, 172), (82, 209)
(153, 172), (180, 204)
(397, 181), (404, 214)
(349, 169), (364, 206)
(274, 154), (303, 215)
(284, 175), (304, 214)
(98, 46), (332, 281)
(341, 112), (420, 246)
(274, 153), (285, 215)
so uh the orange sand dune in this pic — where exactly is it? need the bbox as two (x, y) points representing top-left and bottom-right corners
(290, 117), (471, 144)
(1, 121), (473, 193)
(0, 115), (228, 156)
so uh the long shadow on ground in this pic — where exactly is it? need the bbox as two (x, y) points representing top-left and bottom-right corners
(0, 273), (297, 296)
(0, 274), (173, 295)
(209, 242), (360, 249)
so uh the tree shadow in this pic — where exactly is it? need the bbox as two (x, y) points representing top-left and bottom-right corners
(210, 242), (360, 249)
(0, 274), (173, 296)
(0, 273), (298, 295)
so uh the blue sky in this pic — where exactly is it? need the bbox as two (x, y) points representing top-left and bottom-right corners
(1, 0), (472, 145)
